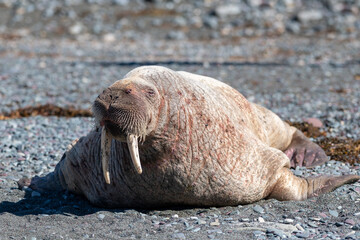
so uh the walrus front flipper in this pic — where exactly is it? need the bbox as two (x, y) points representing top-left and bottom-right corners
(284, 129), (328, 168)
(267, 168), (360, 201)
(17, 172), (64, 193)
(17, 153), (68, 193)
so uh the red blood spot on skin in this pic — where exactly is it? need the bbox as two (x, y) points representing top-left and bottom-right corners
(100, 120), (105, 126)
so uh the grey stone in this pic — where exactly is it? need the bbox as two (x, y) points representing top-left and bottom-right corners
(215, 4), (241, 17)
(171, 233), (186, 239)
(297, 10), (323, 23)
(266, 228), (286, 238)
(253, 205), (265, 214)
(329, 210), (339, 217)
(31, 191), (41, 197)
(296, 231), (310, 238)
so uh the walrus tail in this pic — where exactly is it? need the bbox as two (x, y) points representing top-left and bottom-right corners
(267, 168), (360, 201)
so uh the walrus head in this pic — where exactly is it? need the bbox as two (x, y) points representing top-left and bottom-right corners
(92, 77), (161, 184)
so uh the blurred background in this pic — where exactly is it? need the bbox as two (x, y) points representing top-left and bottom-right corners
(0, 0), (359, 41)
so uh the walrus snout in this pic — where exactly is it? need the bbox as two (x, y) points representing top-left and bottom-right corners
(94, 79), (161, 184)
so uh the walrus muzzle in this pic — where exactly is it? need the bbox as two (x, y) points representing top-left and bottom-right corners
(101, 126), (142, 184)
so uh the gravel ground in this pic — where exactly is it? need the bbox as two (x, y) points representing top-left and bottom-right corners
(1, 36), (360, 239)
(1, 0), (360, 239)
(0, 0), (359, 40)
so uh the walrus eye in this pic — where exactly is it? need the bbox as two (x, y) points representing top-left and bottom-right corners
(147, 89), (155, 97)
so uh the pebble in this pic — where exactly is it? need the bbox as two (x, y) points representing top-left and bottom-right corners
(335, 222), (344, 227)
(253, 205), (265, 214)
(295, 224), (305, 232)
(171, 233), (185, 239)
(329, 210), (339, 217)
(31, 191), (41, 197)
(345, 219), (356, 225)
(215, 4), (241, 17)
(284, 218), (294, 224)
(266, 228), (286, 238)
(296, 231), (310, 238)
(197, 220), (206, 225)
(307, 222), (318, 228)
(297, 10), (323, 23)
(98, 214), (105, 220)
(209, 219), (220, 226)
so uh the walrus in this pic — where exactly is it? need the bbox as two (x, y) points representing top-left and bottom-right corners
(19, 66), (360, 208)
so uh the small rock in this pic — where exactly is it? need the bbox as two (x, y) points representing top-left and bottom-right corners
(253, 230), (264, 236)
(329, 210), (339, 217)
(31, 191), (41, 197)
(69, 23), (83, 35)
(318, 212), (328, 218)
(203, 16), (218, 29)
(295, 223), (305, 232)
(258, 217), (265, 222)
(335, 222), (344, 227)
(253, 205), (265, 214)
(352, 224), (360, 230)
(166, 31), (186, 40)
(197, 220), (206, 225)
(98, 214), (105, 220)
(307, 222), (318, 228)
(171, 233), (185, 239)
(215, 4), (241, 17)
(297, 10), (323, 23)
(266, 228), (286, 238)
(345, 219), (356, 225)
(210, 219), (220, 226)
(296, 231), (310, 238)
(284, 218), (294, 223)
(345, 231), (356, 238)
(304, 118), (323, 128)
(103, 33), (116, 43)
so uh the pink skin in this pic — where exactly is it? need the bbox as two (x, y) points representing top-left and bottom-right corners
(284, 130), (328, 168)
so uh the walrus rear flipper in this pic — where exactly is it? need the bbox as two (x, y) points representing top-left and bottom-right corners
(267, 168), (360, 201)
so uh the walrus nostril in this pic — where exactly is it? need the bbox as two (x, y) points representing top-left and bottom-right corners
(125, 89), (132, 94)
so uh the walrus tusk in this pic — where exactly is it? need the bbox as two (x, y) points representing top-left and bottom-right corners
(101, 126), (112, 184)
(127, 134), (142, 174)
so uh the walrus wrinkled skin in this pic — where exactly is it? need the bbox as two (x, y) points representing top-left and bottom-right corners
(19, 66), (360, 208)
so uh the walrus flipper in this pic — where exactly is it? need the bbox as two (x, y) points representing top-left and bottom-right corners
(17, 153), (67, 193)
(284, 129), (328, 168)
(252, 104), (328, 168)
(17, 138), (81, 194)
(267, 167), (360, 201)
